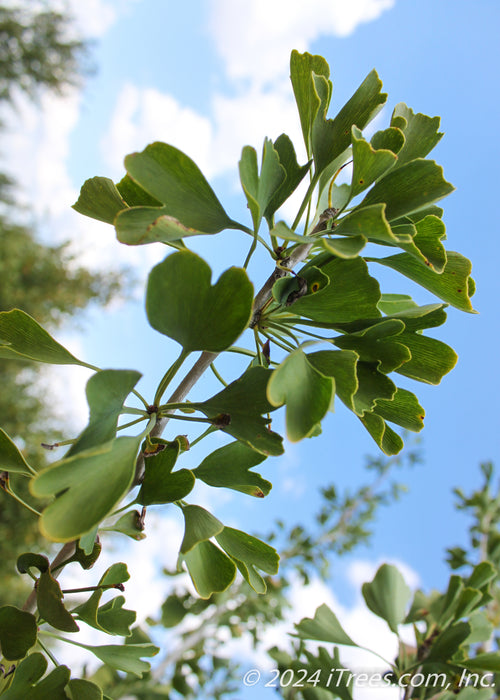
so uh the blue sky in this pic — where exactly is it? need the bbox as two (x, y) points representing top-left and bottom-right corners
(3, 0), (500, 694)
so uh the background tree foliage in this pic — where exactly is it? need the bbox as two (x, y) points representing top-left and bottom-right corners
(0, 0), (122, 605)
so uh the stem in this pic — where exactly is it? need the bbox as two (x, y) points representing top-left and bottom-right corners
(4, 486), (41, 516)
(226, 346), (256, 358)
(131, 388), (150, 408)
(154, 348), (190, 406)
(291, 175), (319, 231)
(117, 416), (148, 432)
(37, 638), (60, 667)
(189, 425), (217, 448)
(210, 362), (228, 387)
(243, 228), (259, 269)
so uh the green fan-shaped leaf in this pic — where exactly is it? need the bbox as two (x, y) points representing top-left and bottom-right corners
(137, 439), (194, 505)
(313, 68), (386, 176)
(193, 441), (270, 498)
(0, 428), (33, 475)
(93, 597), (136, 637)
(401, 214), (447, 272)
(350, 126), (397, 198)
(124, 141), (241, 232)
(67, 678), (104, 700)
(360, 411), (404, 455)
(72, 176), (128, 224)
(359, 158), (454, 221)
(181, 540), (237, 599)
(322, 234), (367, 258)
(369, 251), (476, 312)
(334, 203), (397, 248)
(67, 369), (141, 457)
(370, 126), (405, 154)
(73, 563), (133, 636)
(467, 562), (497, 590)
(267, 349), (334, 441)
(395, 332), (457, 384)
(37, 570), (79, 632)
(115, 206), (198, 247)
(116, 173), (162, 207)
(180, 505), (224, 554)
(295, 603), (358, 647)
(0, 605), (38, 660)
(390, 103), (443, 167)
(290, 50), (330, 156)
(0, 310), (85, 365)
(373, 388), (425, 432)
(239, 139), (286, 232)
(264, 133), (310, 219)
(31, 436), (141, 542)
(17, 552), (50, 574)
(353, 362), (396, 416)
(189, 367), (284, 456)
(362, 564), (411, 633)
(146, 250), (253, 352)
(216, 527), (279, 576)
(78, 642), (159, 677)
(307, 349), (359, 413)
(291, 256), (381, 324)
(378, 294), (418, 315)
(333, 319), (411, 374)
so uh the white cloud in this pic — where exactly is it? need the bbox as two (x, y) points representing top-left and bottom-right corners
(102, 84), (214, 179)
(208, 0), (396, 88)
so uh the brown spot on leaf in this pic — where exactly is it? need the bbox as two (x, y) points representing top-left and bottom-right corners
(212, 413), (231, 427)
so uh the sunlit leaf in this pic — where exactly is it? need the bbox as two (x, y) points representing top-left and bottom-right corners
(360, 158), (454, 221)
(390, 102), (443, 167)
(0, 428), (33, 475)
(124, 141), (241, 232)
(0, 310), (86, 365)
(350, 126), (397, 198)
(312, 68), (386, 176)
(369, 251), (476, 312)
(72, 176), (127, 224)
(290, 50), (330, 156)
